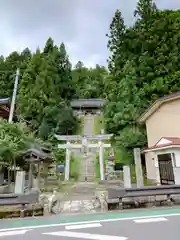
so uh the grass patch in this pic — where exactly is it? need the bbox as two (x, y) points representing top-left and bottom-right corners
(76, 113), (104, 135)
(113, 146), (132, 165)
(93, 115), (104, 135)
(144, 178), (156, 186)
(76, 116), (84, 134)
(130, 165), (156, 186)
(95, 157), (100, 179)
(70, 156), (80, 181)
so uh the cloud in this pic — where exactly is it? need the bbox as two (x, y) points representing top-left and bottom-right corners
(0, 0), (179, 67)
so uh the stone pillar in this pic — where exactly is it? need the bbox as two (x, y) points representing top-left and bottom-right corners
(82, 136), (87, 154)
(33, 177), (39, 190)
(99, 140), (105, 181)
(15, 171), (25, 194)
(43, 162), (49, 189)
(65, 141), (71, 181)
(123, 165), (131, 188)
(28, 163), (33, 190)
(134, 148), (144, 187)
(154, 155), (161, 185)
(37, 163), (41, 189)
(33, 163), (40, 190)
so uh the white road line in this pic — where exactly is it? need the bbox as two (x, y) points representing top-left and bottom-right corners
(43, 231), (127, 240)
(65, 223), (102, 230)
(134, 217), (168, 223)
(0, 229), (30, 237)
(0, 212), (180, 232)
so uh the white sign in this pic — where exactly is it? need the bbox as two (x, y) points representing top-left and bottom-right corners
(82, 137), (87, 146)
(43, 231), (127, 240)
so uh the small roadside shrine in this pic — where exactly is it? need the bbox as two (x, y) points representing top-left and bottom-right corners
(22, 147), (54, 190)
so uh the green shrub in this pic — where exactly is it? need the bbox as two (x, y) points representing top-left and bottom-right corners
(70, 156), (80, 180)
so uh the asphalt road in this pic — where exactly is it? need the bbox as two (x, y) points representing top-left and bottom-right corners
(1, 208), (180, 239)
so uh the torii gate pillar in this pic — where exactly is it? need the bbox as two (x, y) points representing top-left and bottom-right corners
(65, 141), (71, 181)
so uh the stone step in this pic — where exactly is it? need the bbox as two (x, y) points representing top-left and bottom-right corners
(76, 146), (96, 182)
(79, 177), (94, 182)
(52, 199), (101, 214)
(79, 174), (95, 181)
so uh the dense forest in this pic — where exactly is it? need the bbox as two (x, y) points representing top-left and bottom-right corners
(1, 0), (180, 161)
(0, 41), (108, 141)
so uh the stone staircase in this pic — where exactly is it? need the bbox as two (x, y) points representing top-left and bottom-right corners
(51, 182), (102, 215)
(78, 113), (96, 182)
(79, 153), (96, 182)
(83, 114), (95, 135)
(48, 113), (106, 215)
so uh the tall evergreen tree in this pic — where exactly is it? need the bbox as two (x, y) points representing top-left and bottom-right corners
(43, 37), (54, 55)
(105, 1), (180, 156)
(54, 43), (75, 100)
(0, 52), (21, 98)
(134, 0), (157, 20)
(107, 10), (126, 73)
(17, 49), (44, 128)
(18, 41), (78, 138)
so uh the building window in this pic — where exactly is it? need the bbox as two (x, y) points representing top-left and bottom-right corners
(171, 153), (176, 167)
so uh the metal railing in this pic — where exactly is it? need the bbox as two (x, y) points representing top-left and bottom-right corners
(107, 185), (180, 206)
(0, 191), (39, 217)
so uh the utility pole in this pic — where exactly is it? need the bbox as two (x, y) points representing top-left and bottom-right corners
(8, 68), (20, 123)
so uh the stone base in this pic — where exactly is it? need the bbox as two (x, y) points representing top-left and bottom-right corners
(0, 204), (44, 219)
(95, 190), (108, 211)
(52, 199), (101, 214)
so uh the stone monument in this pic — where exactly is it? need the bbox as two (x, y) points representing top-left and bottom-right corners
(14, 171), (25, 194)
(134, 148), (144, 187)
(123, 165), (131, 188)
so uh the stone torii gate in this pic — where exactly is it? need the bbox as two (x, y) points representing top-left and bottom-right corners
(55, 134), (113, 181)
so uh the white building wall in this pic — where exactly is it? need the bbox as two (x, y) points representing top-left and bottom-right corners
(148, 148), (180, 185)
(145, 152), (157, 181)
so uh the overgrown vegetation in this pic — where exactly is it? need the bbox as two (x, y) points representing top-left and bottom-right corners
(0, 119), (41, 168)
(94, 115), (104, 135)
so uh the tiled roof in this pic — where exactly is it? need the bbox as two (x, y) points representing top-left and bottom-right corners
(144, 137), (180, 151)
(71, 99), (105, 108)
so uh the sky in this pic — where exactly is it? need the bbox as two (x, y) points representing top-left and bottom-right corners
(0, 0), (180, 67)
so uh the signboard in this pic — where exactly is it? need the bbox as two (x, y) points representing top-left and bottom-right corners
(56, 164), (65, 173)
(82, 136), (87, 146)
